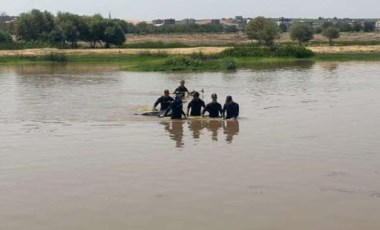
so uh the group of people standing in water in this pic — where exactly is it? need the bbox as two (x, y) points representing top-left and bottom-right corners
(153, 80), (239, 120)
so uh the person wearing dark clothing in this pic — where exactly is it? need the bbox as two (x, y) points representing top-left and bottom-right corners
(174, 80), (189, 97)
(202, 93), (223, 118)
(187, 92), (206, 116)
(153, 90), (174, 112)
(163, 96), (187, 119)
(223, 96), (239, 119)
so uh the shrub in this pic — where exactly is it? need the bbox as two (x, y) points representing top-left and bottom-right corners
(274, 45), (314, 58)
(221, 46), (271, 57)
(222, 58), (237, 70)
(220, 45), (314, 58)
(164, 55), (205, 70)
(0, 30), (12, 43)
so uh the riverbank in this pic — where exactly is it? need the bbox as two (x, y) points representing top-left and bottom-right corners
(126, 32), (380, 46)
(3, 44), (380, 57)
(1, 46), (380, 71)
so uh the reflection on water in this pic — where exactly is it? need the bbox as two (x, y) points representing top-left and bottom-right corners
(161, 119), (239, 147)
(0, 63), (124, 75)
(223, 120), (240, 143)
(246, 60), (314, 71)
(318, 62), (340, 72)
(161, 120), (185, 148)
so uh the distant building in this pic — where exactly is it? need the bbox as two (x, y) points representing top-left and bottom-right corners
(152, 19), (176, 26)
(163, 19), (176, 25)
(182, 18), (196, 25)
(152, 19), (164, 26)
(277, 17), (292, 26)
(211, 19), (220, 25)
(276, 17), (293, 32)
(235, 16), (243, 23)
(376, 20), (380, 31)
(0, 15), (17, 31)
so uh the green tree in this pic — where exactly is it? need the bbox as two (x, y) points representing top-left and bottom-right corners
(103, 21), (126, 48)
(82, 14), (106, 48)
(322, 21), (334, 29)
(353, 22), (363, 32)
(322, 26), (340, 46)
(337, 22), (354, 32)
(135, 22), (155, 35)
(363, 21), (375, 32)
(56, 12), (88, 48)
(290, 23), (314, 45)
(49, 27), (65, 44)
(112, 19), (130, 34)
(15, 9), (55, 41)
(245, 17), (280, 46)
(0, 29), (12, 43)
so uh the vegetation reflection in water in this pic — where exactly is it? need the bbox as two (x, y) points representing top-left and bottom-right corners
(160, 119), (239, 148)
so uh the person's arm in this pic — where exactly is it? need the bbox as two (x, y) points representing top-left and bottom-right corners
(173, 87), (179, 94)
(235, 103), (240, 119)
(222, 104), (226, 119)
(153, 97), (161, 110)
(202, 104), (208, 116)
(219, 104), (223, 118)
(182, 110), (187, 118)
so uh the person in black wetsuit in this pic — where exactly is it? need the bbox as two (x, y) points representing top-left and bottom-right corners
(223, 96), (239, 119)
(202, 93), (223, 118)
(187, 92), (206, 117)
(163, 95), (187, 119)
(174, 80), (189, 97)
(153, 90), (174, 116)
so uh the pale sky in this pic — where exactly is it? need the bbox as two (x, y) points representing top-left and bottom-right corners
(1, 0), (379, 20)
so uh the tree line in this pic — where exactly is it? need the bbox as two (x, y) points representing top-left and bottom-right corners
(13, 10), (126, 48)
(245, 17), (341, 46)
(0, 9), (239, 48)
(0, 9), (378, 48)
(129, 22), (238, 35)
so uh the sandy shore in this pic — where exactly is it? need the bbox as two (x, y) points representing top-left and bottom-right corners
(0, 47), (229, 57)
(1, 45), (380, 57)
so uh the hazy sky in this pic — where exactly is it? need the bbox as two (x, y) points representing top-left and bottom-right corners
(1, 0), (379, 20)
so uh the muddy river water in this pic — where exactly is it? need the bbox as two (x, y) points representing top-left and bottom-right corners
(1, 62), (380, 230)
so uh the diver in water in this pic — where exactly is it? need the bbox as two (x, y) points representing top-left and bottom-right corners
(187, 91), (206, 117)
(223, 96), (239, 119)
(153, 89), (174, 116)
(163, 95), (187, 119)
(174, 80), (189, 97)
(202, 93), (223, 118)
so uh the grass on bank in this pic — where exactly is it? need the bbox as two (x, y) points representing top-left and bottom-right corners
(2, 44), (380, 71)
(124, 45), (315, 71)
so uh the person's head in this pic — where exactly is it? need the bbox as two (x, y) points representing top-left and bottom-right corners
(211, 93), (217, 102)
(226, 95), (233, 104)
(193, 91), (200, 99)
(164, 89), (170, 96)
(180, 80), (185, 86)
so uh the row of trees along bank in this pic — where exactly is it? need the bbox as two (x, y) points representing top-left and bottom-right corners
(1, 9), (239, 49)
(245, 17), (340, 46)
(14, 10), (126, 48)
(1, 10), (344, 49)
